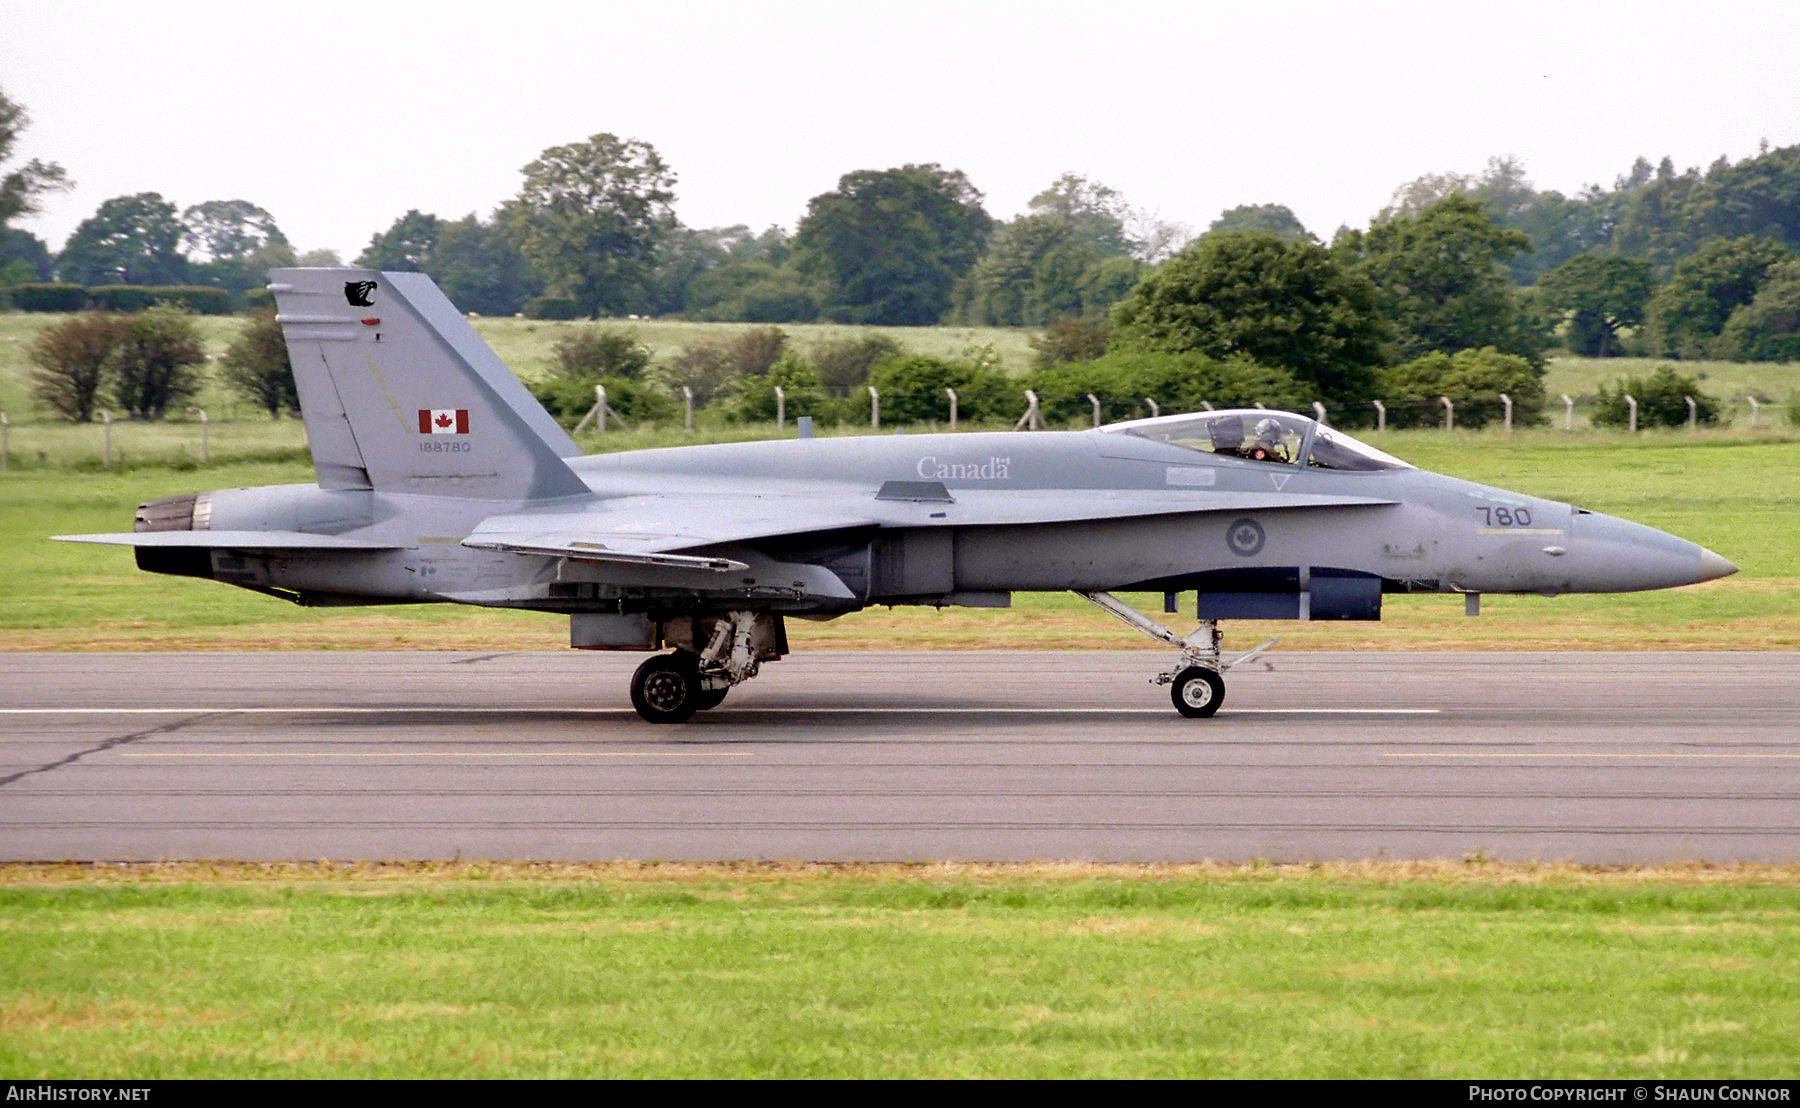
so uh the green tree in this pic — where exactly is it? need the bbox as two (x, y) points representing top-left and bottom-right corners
(1110, 230), (1387, 404)
(220, 311), (298, 418)
(181, 200), (292, 293)
(1377, 348), (1545, 429)
(1593, 366), (1720, 428)
(1, 86), (72, 232)
(502, 134), (677, 318)
(1208, 204), (1311, 242)
(2, 227), (53, 281)
(1536, 254), (1654, 356)
(356, 209), (443, 271)
(430, 213), (537, 316)
(1026, 173), (1137, 258)
(1644, 235), (1791, 358)
(111, 304), (205, 419)
(1340, 195), (1538, 365)
(957, 214), (1083, 325)
(658, 328), (791, 405)
(552, 326), (653, 380)
(1718, 258), (1800, 361)
(29, 312), (129, 421)
(57, 193), (188, 285)
(1381, 157), (1616, 284)
(793, 164), (992, 325)
(1029, 317), (1111, 369)
(809, 334), (903, 395)
(867, 354), (1009, 423)
(958, 174), (1145, 327)
(721, 353), (834, 423)
(1613, 145), (1800, 272)
(687, 260), (820, 323)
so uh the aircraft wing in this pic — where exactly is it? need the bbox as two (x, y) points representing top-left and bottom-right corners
(462, 489), (1397, 571)
(461, 495), (878, 572)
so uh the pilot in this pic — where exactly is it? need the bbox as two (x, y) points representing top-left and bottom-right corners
(1248, 418), (1288, 463)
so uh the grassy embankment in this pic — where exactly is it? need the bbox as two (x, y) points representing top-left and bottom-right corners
(2, 861), (1797, 1079)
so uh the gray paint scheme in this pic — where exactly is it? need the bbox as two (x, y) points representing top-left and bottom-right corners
(56, 269), (1738, 719)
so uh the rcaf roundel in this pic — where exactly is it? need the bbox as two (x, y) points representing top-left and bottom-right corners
(418, 409), (470, 434)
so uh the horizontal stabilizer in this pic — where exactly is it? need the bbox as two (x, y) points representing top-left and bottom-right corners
(54, 531), (403, 551)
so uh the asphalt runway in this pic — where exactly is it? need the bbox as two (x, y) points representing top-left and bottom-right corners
(2, 650), (1796, 864)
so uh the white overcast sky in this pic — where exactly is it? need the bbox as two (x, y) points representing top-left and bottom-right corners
(5, 0), (1800, 260)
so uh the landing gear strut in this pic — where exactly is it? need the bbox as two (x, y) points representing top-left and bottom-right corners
(1076, 591), (1277, 719)
(628, 610), (778, 723)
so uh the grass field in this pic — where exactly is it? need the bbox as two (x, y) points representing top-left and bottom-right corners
(3, 861), (1797, 1079)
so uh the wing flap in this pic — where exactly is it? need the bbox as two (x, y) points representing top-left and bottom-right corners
(459, 537), (748, 573)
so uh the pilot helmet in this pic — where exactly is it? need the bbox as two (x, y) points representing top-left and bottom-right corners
(1253, 417), (1282, 446)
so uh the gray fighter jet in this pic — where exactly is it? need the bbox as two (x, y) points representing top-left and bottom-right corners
(58, 269), (1738, 722)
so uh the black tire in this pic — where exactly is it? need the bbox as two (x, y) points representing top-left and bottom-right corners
(630, 653), (702, 724)
(693, 685), (729, 711)
(1170, 666), (1224, 718)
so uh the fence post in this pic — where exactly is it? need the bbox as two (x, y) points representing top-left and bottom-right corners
(1625, 394), (1638, 434)
(100, 410), (112, 467)
(1372, 400), (1385, 433)
(1014, 390), (1042, 431)
(774, 386), (785, 430)
(1685, 395), (1697, 432)
(596, 385), (608, 434)
(869, 387), (879, 430)
(1439, 396), (1454, 433)
(1499, 393), (1512, 434)
(187, 407), (208, 461)
(1199, 400), (1213, 412)
(1311, 401), (1327, 426)
(1, 411), (8, 471)
(1086, 393), (1102, 428)
(945, 387), (958, 430)
(573, 387), (602, 434)
(682, 386), (694, 433)
(1747, 396), (1761, 429)
(1143, 397), (1159, 418)
(1562, 394), (1574, 432)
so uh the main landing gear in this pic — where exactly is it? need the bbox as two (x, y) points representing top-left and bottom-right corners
(1076, 591), (1277, 718)
(628, 610), (773, 724)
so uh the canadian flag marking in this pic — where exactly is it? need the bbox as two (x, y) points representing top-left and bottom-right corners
(418, 409), (470, 434)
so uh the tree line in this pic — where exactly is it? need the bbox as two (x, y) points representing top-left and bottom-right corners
(7, 82), (1799, 431)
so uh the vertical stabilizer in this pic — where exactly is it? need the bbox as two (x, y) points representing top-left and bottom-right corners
(270, 268), (588, 501)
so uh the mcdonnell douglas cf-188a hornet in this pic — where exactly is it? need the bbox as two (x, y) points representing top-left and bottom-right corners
(58, 269), (1738, 722)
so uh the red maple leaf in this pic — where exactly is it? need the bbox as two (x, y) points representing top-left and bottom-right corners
(435, 412), (453, 429)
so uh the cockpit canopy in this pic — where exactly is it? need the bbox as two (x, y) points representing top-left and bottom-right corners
(1102, 410), (1412, 472)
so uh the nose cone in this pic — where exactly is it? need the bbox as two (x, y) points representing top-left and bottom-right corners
(1697, 547), (1739, 583)
(1568, 512), (1738, 592)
